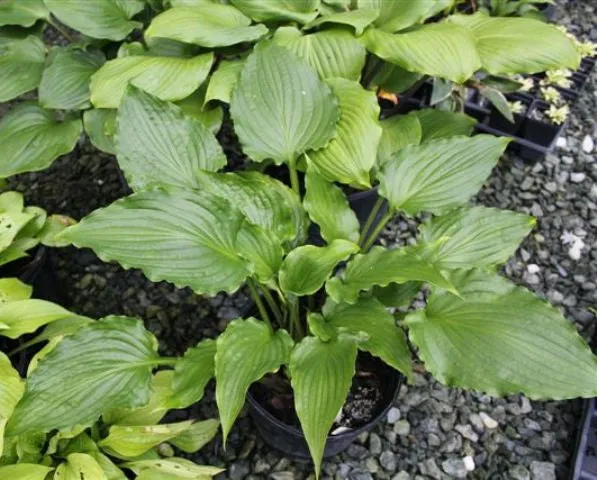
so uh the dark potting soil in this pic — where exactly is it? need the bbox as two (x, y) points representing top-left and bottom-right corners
(250, 354), (395, 434)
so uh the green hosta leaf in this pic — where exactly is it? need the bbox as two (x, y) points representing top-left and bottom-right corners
(0, 352), (24, 458)
(215, 318), (293, 442)
(359, 0), (448, 32)
(326, 246), (455, 304)
(323, 297), (413, 380)
(196, 171), (308, 247)
(230, 42), (339, 165)
(100, 421), (194, 459)
(116, 86), (225, 192)
(481, 86), (514, 123)
(0, 299), (78, 339)
(103, 371), (173, 426)
(378, 135), (509, 216)
(123, 458), (223, 478)
(372, 281), (422, 308)
(0, 104), (82, 178)
(175, 88), (223, 134)
(91, 453), (126, 480)
(0, 35), (45, 102)
(204, 59), (244, 105)
(370, 61), (423, 94)
(448, 13), (580, 74)
(44, 0), (143, 41)
(90, 53), (214, 108)
(289, 334), (357, 475)
(0, 464), (53, 479)
(418, 206), (535, 270)
(7, 317), (158, 435)
(230, 0), (319, 23)
(377, 113), (422, 167)
(279, 240), (359, 296)
(169, 418), (220, 453)
(39, 47), (105, 110)
(0, 277), (32, 303)
(0, 210), (36, 255)
(13, 316), (92, 355)
(45, 424), (89, 456)
(273, 27), (367, 81)
(308, 78), (381, 188)
(55, 453), (105, 480)
(236, 221), (284, 286)
(0, 0), (48, 27)
(60, 190), (251, 295)
(170, 339), (216, 409)
(363, 24), (481, 83)
(303, 171), (360, 244)
(146, 4), (268, 47)
(305, 8), (378, 35)
(406, 269), (597, 399)
(413, 109), (476, 142)
(84, 109), (117, 155)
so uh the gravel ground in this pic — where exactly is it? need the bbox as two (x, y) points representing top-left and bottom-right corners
(4, 1), (596, 478)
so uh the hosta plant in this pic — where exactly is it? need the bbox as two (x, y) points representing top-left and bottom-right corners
(0, 0), (582, 179)
(0, 278), (222, 479)
(0, 191), (73, 269)
(58, 54), (597, 478)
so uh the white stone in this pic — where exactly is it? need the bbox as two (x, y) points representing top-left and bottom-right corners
(386, 407), (401, 424)
(479, 412), (499, 429)
(582, 135), (594, 153)
(570, 172), (586, 183)
(527, 264), (540, 274)
(463, 456), (475, 472)
(556, 136), (567, 148)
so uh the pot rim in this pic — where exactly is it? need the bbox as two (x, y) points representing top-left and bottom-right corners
(246, 366), (403, 441)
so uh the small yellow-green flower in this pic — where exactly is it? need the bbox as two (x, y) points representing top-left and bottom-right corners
(508, 101), (524, 115)
(540, 86), (561, 104)
(544, 69), (572, 89)
(578, 41), (597, 58)
(517, 77), (535, 92)
(546, 104), (569, 125)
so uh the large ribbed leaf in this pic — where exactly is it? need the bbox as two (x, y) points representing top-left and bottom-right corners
(413, 109), (476, 142)
(169, 418), (220, 453)
(0, 35), (45, 102)
(84, 109), (117, 155)
(406, 269), (597, 399)
(100, 421), (194, 459)
(7, 317), (158, 435)
(230, 42), (339, 166)
(0, 277), (32, 304)
(215, 318), (293, 442)
(290, 334), (357, 476)
(363, 24), (481, 83)
(305, 8), (378, 35)
(418, 206), (535, 270)
(377, 113), (422, 167)
(230, 0), (319, 23)
(235, 221), (284, 285)
(60, 190), (251, 295)
(44, 0), (144, 40)
(0, 104), (82, 178)
(0, 0), (48, 27)
(145, 4), (268, 47)
(303, 171), (360, 244)
(123, 458), (222, 478)
(448, 13), (580, 74)
(39, 47), (105, 110)
(378, 135), (509, 216)
(308, 78), (381, 188)
(175, 86), (223, 134)
(0, 465), (53, 479)
(273, 27), (367, 81)
(170, 339), (216, 408)
(116, 86), (225, 192)
(359, 0), (448, 32)
(279, 240), (359, 296)
(204, 59), (244, 105)
(0, 299), (77, 339)
(326, 246), (455, 303)
(55, 454), (105, 480)
(0, 352), (23, 458)
(196, 171), (308, 246)
(90, 53), (213, 108)
(323, 297), (413, 381)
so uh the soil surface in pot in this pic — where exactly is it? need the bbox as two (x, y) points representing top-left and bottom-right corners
(250, 353), (396, 434)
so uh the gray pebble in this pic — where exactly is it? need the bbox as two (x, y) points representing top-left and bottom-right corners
(441, 458), (468, 478)
(530, 461), (556, 480)
(380, 451), (397, 472)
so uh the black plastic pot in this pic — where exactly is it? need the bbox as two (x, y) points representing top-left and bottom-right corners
(572, 398), (597, 480)
(487, 93), (533, 136)
(246, 361), (403, 462)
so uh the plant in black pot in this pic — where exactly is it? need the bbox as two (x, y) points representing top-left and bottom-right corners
(57, 53), (597, 478)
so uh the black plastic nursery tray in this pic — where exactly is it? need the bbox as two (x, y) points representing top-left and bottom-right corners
(572, 399), (597, 479)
